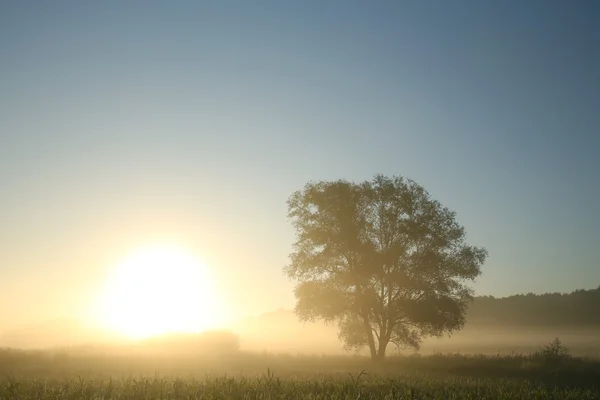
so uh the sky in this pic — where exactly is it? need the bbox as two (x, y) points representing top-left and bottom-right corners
(1, 1), (599, 332)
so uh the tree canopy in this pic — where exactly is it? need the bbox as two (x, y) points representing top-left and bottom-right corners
(284, 174), (487, 359)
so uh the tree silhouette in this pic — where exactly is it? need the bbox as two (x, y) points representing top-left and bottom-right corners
(284, 174), (487, 360)
(465, 287), (600, 328)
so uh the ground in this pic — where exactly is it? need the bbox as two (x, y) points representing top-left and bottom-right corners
(1, 347), (599, 399)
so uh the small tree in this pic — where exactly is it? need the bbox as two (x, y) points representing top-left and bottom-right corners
(539, 337), (570, 362)
(285, 174), (487, 360)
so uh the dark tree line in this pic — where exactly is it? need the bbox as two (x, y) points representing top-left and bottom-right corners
(465, 287), (600, 328)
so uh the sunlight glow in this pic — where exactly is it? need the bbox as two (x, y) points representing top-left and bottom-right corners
(95, 243), (226, 339)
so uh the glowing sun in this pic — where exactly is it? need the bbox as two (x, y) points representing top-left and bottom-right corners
(95, 243), (226, 339)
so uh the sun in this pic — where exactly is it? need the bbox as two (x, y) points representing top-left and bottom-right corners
(94, 243), (227, 339)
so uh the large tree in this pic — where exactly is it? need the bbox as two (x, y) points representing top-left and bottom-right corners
(284, 174), (487, 360)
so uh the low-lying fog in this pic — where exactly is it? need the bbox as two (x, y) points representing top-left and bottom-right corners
(2, 308), (599, 358)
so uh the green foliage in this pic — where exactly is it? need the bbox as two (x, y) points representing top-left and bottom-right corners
(285, 174), (488, 359)
(536, 338), (571, 364)
(543, 338), (570, 358)
(1, 349), (599, 398)
(0, 364), (598, 399)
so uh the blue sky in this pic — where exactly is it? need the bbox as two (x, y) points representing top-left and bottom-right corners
(1, 1), (599, 328)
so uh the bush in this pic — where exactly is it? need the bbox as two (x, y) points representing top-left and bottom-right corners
(536, 338), (570, 363)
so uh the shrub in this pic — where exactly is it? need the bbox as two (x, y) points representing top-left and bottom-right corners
(536, 338), (570, 364)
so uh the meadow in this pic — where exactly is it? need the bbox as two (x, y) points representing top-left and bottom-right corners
(1, 342), (599, 399)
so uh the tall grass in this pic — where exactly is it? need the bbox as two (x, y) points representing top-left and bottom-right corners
(1, 345), (599, 399)
(1, 372), (598, 399)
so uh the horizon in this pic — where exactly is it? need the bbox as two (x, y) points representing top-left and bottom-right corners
(2, 285), (600, 355)
(2, 284), (597, 334)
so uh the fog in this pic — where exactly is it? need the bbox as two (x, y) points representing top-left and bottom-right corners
(232, 309), (600, 357)
(3, 307), (599, 359)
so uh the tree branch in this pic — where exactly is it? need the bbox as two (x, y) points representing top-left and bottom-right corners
(371, 327), (380, 341)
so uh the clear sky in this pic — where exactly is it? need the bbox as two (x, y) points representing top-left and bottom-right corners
(1, 1), (599, 331)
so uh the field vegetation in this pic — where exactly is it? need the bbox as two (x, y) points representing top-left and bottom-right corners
(1, 338), (599, 399)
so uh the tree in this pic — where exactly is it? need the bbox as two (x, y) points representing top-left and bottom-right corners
(284, 174), (487, 360)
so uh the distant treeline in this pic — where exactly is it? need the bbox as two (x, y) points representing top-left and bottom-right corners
(465, 287), (600, 328)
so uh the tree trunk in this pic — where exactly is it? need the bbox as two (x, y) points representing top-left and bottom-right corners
(361, 313), (377, 359)
(376, 336), (388, 361)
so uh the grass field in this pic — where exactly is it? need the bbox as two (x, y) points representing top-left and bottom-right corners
(1, 345), (599, 399)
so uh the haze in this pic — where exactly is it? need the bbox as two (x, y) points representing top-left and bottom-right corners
(1, 0), (598, 353)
